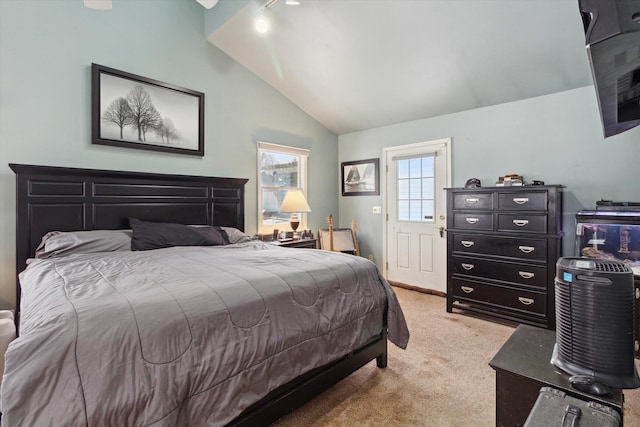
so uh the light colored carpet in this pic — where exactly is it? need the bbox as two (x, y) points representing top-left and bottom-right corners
(275, 286), (640, 426)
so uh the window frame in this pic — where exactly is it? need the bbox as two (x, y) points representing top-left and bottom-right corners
(257, 141), (309, 234)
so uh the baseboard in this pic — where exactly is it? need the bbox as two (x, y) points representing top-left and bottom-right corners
(388, 281), (446, 297)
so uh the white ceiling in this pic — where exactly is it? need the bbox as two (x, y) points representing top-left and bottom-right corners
(206, 0), (594, 135)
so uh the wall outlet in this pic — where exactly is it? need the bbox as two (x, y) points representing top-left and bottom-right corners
(368, 254), (374, 261)
(372, 206), (381, 214)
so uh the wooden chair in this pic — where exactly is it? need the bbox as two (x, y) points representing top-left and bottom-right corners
(318, 228), (358, 255)
(318, 215), (360, 255)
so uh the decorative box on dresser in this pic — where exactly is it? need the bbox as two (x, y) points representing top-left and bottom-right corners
(445, 185), (563, 329)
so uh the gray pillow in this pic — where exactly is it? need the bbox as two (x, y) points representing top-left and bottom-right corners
(35, 230), (133, 259)
(220, 227), (253, 244)
(130, 218), (229, 251)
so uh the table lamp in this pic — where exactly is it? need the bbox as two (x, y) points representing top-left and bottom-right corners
(280, 189), (311, 238)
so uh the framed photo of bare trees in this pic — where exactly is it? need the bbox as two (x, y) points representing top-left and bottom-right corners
(91, 64), (204, 156)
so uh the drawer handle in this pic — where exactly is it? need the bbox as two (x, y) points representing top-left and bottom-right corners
(461, 263), (475, 271)
(519, 271), (535, 279)
(519, 246), (535, 253)
(461, 286), (474, 294)
(461, 240), (475, 248)
(465, 198), (479, 203)
(465, 217), (479, 224)
(518, 297), (534, 305)
(513, 219), (529, 227)
(513, 197), (529, 205)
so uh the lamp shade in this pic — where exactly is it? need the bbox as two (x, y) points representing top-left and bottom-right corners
(279, 189), (311, 213)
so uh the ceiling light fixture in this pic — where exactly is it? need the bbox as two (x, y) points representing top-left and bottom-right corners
(255, 16), (270, 34)
(266, 0), (300, 7)
(196, 0), (219, 9)
(255, 0), (277, 34)
(255, 0), (299, 34)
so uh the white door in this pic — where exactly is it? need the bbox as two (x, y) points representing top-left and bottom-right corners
(384, 138), (451, 293)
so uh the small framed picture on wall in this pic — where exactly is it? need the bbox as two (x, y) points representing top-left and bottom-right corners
(341, 158), (380, 196)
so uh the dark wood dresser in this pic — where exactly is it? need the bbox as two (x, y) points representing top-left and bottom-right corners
(445, 185), (563, 329)
(636, 278), (640, 357)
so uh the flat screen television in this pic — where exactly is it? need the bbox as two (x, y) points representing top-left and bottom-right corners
(579, 0), (640, 138)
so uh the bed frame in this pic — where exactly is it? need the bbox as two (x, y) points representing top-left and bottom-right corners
(10, 163), (388, 426)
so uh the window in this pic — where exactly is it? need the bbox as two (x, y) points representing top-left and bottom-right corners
(257, 141), (309, 232)
(397, 155), (435, 222)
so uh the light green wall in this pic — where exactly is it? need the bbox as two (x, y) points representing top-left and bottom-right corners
(0, 0), (338, 309)
(339, 86), (640, 270)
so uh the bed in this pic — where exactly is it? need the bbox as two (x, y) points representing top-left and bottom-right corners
(2, 163), (410, 426)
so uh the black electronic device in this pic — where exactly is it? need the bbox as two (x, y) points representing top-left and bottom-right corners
(464, 178), (481, 188)
(551, 257), (640, 390)
(569, 375), (612, 396)
(279, 231), (293, 240)
(578, 0), (640, 137)
(524, 387), (621, 427)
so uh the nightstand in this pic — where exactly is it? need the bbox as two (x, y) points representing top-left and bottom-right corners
(271, 239), (318, 249)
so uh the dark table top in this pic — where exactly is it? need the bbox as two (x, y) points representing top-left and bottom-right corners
(489, 324), (623, 409)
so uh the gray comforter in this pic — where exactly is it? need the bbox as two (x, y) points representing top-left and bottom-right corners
(1, 241), (409, 426)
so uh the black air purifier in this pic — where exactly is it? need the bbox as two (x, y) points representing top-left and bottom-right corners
(551, 257), (640, 390)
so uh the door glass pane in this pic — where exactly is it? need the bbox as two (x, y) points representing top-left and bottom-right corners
(409, 178), (421, 199)
(409, 200), (421, 221)
(396, 155), (435, 222)
(422, 157), (434, 177)
(422, 200), (434, 220)
(398, 179), (409, 199)
(409, 158), (421, 178)
(398, 160), (409, 179)
(422, 177), (434, 199)
(398, 200), (409, 221)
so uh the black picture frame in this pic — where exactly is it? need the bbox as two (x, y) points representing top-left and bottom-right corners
(341, 158), (380, 196)
(91, 63), (204, 156)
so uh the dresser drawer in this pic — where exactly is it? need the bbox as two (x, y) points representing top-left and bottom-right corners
(452, 256), (548, 289)
(451, 278), (547, 316)
(453, 213), (493, 230)
(498, 191), (547, 211)
(452, 234), (547, 262)
(453, 192), (493, 210)
(497, 214), (547, 234)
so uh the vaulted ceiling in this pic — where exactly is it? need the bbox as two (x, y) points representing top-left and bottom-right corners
(205, 0), (594, 135)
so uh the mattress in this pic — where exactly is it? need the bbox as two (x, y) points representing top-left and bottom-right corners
(1, 241), (409, 426)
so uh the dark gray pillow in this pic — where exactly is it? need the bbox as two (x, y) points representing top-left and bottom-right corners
(35, 229), (132, 259)
(220, 226), (253, 244)
(130, 218), (229, 251)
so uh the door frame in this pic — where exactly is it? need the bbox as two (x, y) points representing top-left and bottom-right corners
(382, 138), (452, 281)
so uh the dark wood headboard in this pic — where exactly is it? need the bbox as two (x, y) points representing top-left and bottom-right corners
(10, 163), (248, 309)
